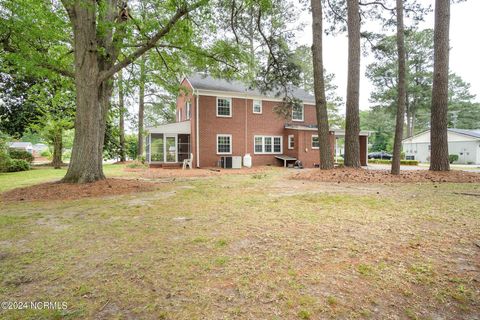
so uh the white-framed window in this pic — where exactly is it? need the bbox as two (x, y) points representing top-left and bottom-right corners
(254, 136), (283, 154)
(253, 100), (262, 114)
(311, 135), (319, 149)
(217, 134), (232, 154)
(216, 97), (232, 117)
(185, 102), (191, 120)
(292, 104), (304, 121)
(288, 135), (295, 149)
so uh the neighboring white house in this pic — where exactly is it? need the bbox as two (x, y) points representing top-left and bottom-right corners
(402, 129), (480, 164)
(33, 143), (49, 154)
(8, 142), (33, 154)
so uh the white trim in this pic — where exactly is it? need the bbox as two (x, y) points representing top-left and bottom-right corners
(253, 135), (283, 154)
(216, 97), (232, 118)
(288, 135), (294, 149)
(292, 104), (304, 122)
(196, 92), (200, 167)
(216, 134), (232, 155)
(182, 76), (195, 90)
(311, 134), (319, 149)
(253, 100), (262, 114)
(197, 89), (315, 105)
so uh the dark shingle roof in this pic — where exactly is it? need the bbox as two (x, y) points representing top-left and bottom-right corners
(449, 128), (480, 139)
(187, 74), (315, 103)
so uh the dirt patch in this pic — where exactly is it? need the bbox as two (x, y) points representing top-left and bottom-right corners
(1, 179), (159, 202)
(292, 167), (480, 183)
(140, 166), (273, 179)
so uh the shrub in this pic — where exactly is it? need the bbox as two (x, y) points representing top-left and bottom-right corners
(8, 149), (34, 163)
(126, 160), (147, 169)
(40, 149), (51, 157)
(4, 159), (30, 172)
(369, 159), (419, 166)
(449, 154), (459, 164)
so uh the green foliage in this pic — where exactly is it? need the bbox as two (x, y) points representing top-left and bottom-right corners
(369, 159), (419, 165)
(126, 135), (139, 160)
(448, 154), (459, 164)
(40, 149), (51, 157)
(0, 132), (10, 170)
(8, 149), (34, 163)
(3, 159), (30, 172)
(126, 160), (147, 169)
(360, 109), (395, 152)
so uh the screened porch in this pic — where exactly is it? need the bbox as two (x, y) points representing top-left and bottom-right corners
(146, 121), (191, 164)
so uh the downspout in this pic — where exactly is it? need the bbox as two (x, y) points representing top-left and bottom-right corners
(245, 96), (248, 155)
(196, 91), (200, 167)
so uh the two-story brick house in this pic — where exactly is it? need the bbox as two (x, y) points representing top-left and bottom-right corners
(146, 74), (369, 168)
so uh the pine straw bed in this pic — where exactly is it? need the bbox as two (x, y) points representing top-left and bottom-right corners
(291, 167), (480, 183)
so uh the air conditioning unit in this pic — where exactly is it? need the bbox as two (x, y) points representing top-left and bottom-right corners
(220, 156), (242, 169)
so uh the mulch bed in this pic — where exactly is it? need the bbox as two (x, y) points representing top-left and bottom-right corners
(292, 167), (480, 183)
(1, 179), (158, 202)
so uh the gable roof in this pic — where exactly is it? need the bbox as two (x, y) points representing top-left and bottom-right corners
(448, 128), (480, 139)
(402, 128), (480, 142)
(187, 73), (315, 103)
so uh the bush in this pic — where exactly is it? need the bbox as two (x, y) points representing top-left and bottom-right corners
(8, 149), (34, 163)
(368, 159), (419, 166)
(126, 160), (147, 169)
(40, 149), (51, 157)
(449, 154), (459, 164)
(4, 159), (30, 172)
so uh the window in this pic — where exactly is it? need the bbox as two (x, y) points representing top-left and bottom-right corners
(253, 100), (262, 114)
(217, 134), (232, 154)
(292, 104), (304, 121)
(217, 97), (232, 117)
(311, 135), (319, 149)
(288, 135), (295, 149)
(185, 102), (191, 120)
(254, 136), (283, 154)
(255, 137), (263, 153)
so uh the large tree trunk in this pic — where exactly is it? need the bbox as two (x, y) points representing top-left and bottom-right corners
(52, 129), (63, 169)
(391, 0), (406, 175)
(430, 0), (450, 171)
(62, 2), (105, 183)
(311, 0), (333, 169)
(344, 0), (361, 168)
(137, 57), (146, 159)
(118, 70), (126, 162)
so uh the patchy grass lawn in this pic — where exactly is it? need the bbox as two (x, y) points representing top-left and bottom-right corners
(0, 168), (479, 319)
(0, 164), (133, 192)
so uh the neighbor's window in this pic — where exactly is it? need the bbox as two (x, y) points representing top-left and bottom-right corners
(253, 100), (262, 114)
(292, 104), (304, 121)
(288, 135), (294, 149)
(217, 97), (232, 117)
(311, 135), (319, 149)
(217, 134), (232, 154)
(185, 102), (191, 120)
(254, 136), (283, 154)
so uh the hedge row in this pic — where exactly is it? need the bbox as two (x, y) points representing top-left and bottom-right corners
(368, 159), (419, 166)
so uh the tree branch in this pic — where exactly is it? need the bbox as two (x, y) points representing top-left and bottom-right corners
(98, 1), (205, 84)
(359, 1), (395, 11)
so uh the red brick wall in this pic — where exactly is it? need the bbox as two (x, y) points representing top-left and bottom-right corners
(196, 95), (317, 167)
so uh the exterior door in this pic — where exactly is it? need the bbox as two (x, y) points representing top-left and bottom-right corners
(165, 135), (177, 163)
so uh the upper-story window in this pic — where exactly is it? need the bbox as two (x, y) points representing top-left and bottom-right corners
(185, 102), (191, 120)
(253, 100), (262, 114)
(292, 104), (304, 122)
(217, 97), (232, 117)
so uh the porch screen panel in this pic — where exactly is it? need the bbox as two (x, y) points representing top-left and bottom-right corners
(151, 134), (164, 162)
(178, 134), (190, 162)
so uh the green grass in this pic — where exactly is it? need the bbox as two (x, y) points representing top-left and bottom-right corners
(0, 168), (479, 319)
(0, 164), (130, 192)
